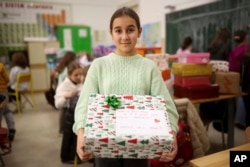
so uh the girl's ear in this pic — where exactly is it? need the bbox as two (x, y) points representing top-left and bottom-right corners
(138, 27), (142, 38)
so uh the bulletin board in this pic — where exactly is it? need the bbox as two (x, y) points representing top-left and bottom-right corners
(56, 24), (92, 54)
(0, 1), (72, 57)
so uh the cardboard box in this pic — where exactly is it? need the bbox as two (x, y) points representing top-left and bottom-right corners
(84, 94), (174, 159)
(214, 72), (240, 93)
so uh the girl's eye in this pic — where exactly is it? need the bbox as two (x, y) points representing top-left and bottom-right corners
(127, 28), (135, 33)
(115, 29), (122, 34)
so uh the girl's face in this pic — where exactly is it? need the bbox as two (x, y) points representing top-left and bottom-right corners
(69, 68), (83, 84)
(111, 15), (141, 56)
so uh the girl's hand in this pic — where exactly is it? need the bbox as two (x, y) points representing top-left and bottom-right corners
(76, 128), (93, 161)
(160, 133), (178, 162)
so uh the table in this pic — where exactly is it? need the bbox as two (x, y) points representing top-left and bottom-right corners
(191, 92), (247, 148)
(189, 142), (250, 167)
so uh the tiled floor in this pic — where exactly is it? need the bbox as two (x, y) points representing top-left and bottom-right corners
(1, 94), (246, 167)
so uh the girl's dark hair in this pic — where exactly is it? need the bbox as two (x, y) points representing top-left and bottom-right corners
(67, 62), (81, 75)
(110, 7), (141, 32)
(181, 36), (193, 50)
(209, 28), (231, 49)
(233, 30), (246, 44)
(55, 51), (76, 73)
(12, 52), (28, 69)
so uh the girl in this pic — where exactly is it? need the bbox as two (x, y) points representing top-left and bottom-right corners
(176, 36), (193, 55)
(8, 52), (30, 103)
(54, 62), (83, 134)
(54, 51), (76, 87)
(73, 7), (179, 167)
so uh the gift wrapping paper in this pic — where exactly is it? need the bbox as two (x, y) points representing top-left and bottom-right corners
(84, 94), (174, 159)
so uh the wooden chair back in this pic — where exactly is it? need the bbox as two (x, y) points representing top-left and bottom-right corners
(245, 127), (250, 143)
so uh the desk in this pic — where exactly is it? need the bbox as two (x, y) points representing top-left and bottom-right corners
(189, 143), (250, 167)
(191, 92), (247, 148)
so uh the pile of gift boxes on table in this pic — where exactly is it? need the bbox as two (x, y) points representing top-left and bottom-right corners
(172, 53), (241, 99)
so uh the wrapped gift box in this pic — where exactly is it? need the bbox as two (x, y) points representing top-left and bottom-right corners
(161, 69), (171, 81)
(173, 84), (219, 99)
(145, 53), (170, 70)
(210, 60), (229, 72)
(174, 75), (211, 87)
(172, 63), (212, 77)
(84, 94), (174, 159)
(214, 72), (240, 93)
(178, 53), (210, 64)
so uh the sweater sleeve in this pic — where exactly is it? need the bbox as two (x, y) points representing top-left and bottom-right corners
(150, 64), (179, 134)
(73, 62), (99, 134)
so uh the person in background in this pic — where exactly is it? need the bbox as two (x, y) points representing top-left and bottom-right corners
(199, 28), (232, 133)
(54, 62), (83, 134)
(0, 62), (16, 141)
(8, 52), (30, 110)
(176, 36), (193, 55)
(54, 51), (76, 87)
(207, 28), (231, 61)
(229, 30), (250, 72)
(240, 48), (250, 128)
(73, 7), (179, 167)
(228, 30), (250, 129)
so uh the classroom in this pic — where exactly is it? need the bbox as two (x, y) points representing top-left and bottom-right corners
(0, 0), (250, 167)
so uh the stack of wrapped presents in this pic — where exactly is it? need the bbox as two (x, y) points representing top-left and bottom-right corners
(172, 53), (220, 99)
(84, 94), (174, 159)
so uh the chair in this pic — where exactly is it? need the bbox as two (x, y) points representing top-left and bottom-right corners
(8, 72), (35, 114)
(245, 127), (250, 143)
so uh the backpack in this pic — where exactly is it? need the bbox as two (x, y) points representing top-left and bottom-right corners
(0, 127), (12, 156)
(44, 76), (57, 109)
(148, 120), (193, 167)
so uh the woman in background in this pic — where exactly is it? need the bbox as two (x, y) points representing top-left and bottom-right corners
(229, 30), (250, 129)
(229, 30), (250, 72)
(176, 36), (193, 55)
(207, 28), (231, 61)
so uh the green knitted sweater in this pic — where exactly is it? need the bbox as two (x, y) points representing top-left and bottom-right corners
(73, 53), (179, 134)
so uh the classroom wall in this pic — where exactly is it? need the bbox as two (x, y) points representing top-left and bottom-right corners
(0, 0), (220, 54)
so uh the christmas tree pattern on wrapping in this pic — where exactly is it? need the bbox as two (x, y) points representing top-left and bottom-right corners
(84, 94), (174, 159)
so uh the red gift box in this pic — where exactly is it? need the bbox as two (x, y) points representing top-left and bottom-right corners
(174, 75), (210, 87)
(173, 84), (219, 99)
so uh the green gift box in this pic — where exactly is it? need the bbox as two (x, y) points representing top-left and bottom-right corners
(84, 94), (174, 159)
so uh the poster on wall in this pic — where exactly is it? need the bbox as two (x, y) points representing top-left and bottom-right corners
(0, 1), (72, 48)
(142, 22), (161, 47)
